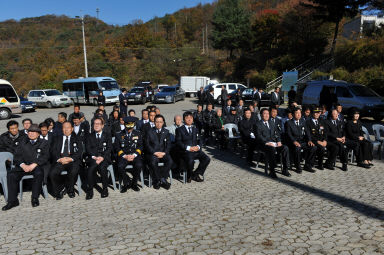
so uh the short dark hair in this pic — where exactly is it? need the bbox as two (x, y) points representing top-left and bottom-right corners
(149, 110), (156, 115)
(93, 117), (105, 125)
(260, 108), (269, 115)
(293, 107), (302, 113)
(44, 117), (54, 126)
(269, 106), (277, 112)
(183, 111), (193, 120)
(22, 118), (32, 124)
(244, 108), (251, 113)
(141, 109), (149, 114)
(58, 112), (67, 119)
(7, 120), (18, 129)
(154, 114), (165, 123)
(121, 88), (127, 92)
(39, 122), (48, 129)
(129, 109), (136, 114)
(197, 104), (203, 108)
(63, 121), (73, 127)
(74, 104), (80, 109)
(72, 113), (81, 120)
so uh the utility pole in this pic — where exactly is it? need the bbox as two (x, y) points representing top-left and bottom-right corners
(206, 24), (209, 55)
(174, 22), (177, 43)
(76, 15), (88, 78)
(202, 28), (205, 54)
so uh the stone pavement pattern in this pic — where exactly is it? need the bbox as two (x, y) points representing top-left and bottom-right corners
(0, 99), (383, 254)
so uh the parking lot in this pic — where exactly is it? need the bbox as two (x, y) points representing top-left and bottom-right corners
(0, 98), (383, 254)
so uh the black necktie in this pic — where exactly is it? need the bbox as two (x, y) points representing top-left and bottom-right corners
(63, 136), (69, 156)
(188, 127), (192, 134)
(314, 120), (318, 126)
(31, 140), (35, 145)
(296, 121), (299, 127)
(333, 120), (336, 126)
(157, 129), (161, 142)
(264, 122), (269, 129)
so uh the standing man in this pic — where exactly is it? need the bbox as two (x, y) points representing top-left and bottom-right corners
(288, 86), (296, 107)
(176, 111), (210, 183)
(271, 87), (281, 108)
(50, 122), (83, 199)
(220, 85), (228, 108)
(119, 88), (128, 116)
(206, 87), (215, 107)
(2, 124), (49, 210)
(114, 117), (143, 192)
(85, 117), (112, 199)
(53, 112), (67, 137)
(145, 115), (173, 190)
(286, 108), (317, 173)
(197, 87), (205, 106)
(68, 104), (86, 123)
(222, 99), (232, 117)
(254, 88), (263, 107)
(256, 109), (290, 178)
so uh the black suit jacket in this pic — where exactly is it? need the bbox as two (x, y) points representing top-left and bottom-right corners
(306, 118), (327, 142)
(85, 131), (112, 163)
(254, 92), (263, 104)
(114, 129), (143, 159)
(325, 119), (345, 142)
(345, 120), (364, 141)
(222, 105), (232, 116)
(145, 128), (171, 155)
(206, 93), (215, 105)
(176, 125), (202, 151)
(221, 89), (228, 101)
(256, 120), (281, 144)
(0, 131), (26, 154)
(14, 138), (50, 169)
(271, 92), (281, 106)
(73, 121), (90, 142)
(50, 134), (83, 163)
(239, 118), (257, 139)
(286, 118), (309, 143)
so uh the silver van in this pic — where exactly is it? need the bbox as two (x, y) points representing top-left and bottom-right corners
(298, 79), (384, 121)
(27, 89), (72, 108)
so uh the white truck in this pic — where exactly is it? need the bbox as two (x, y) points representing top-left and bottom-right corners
(180, 76), (218, 97)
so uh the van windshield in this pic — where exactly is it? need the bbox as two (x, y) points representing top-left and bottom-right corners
(100, 81), (119, 90)
(45, 90), (62, 96)
(349, 85), (377, 97)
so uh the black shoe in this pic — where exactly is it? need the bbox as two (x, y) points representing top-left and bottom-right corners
(357, 162), (370, 169)
(161, 181), (171, 190)
(268, 171), (278, 179)
(31, 198), (39, 207)
(120, 184), (129, 193)
(192, 175), (204, 182)
(56, 190), (65, 200)
(341, 163), (348, 171)
(282, 170), (291, 177)
(153, 181), (160, 190)
(187, 177), (192, 183)
(68, 192), (75, 198)
(317, 164), (324, 170)
(324, 163), (335, 170)
(2, 200), (19, 211)
(101, 189), (108, 198)
(296, 166), (302, 174)
(131, 183), (140, 192)
(85, 191), (93, 200)
(304, 165), (316, 173)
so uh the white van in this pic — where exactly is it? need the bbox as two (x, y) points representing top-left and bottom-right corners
(204, 83), (247, 105)
(0, 79), (22, 119)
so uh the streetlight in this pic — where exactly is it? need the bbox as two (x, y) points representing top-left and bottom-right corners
(75, 15), (88, 78)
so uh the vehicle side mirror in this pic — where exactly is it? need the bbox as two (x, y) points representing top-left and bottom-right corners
(41, 95), (45, 98)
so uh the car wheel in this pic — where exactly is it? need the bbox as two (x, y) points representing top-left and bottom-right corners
(46, 102), (53, 108)
(142, 97), (146, 104)
(189, 93), (195, 98)
(0, 108), (11, 120)
(182, 95), (185, 101)
(172, 97), (176, 104)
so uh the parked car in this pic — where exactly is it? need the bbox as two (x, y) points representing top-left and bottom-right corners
(27, 89), (72, 108)
(153, 86), (185, 104)
(204, 83), (247, 105)
(126, 87), (151, 104)
(134, 81), (155, 101)
(298, 79), (384, 121)
(19, 96), (36, 112)
(154, 84), (169, 94)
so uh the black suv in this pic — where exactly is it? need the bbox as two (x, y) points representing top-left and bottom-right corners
(134, 81), (154, 102)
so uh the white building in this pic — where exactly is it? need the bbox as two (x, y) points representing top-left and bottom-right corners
(342, 15), (384, 38)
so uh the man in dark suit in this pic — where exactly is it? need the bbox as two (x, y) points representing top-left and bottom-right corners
(52, 112), (67, 137)
(236, 99), (245, 118)
(197, 87), (205, 105)
(271, 87), (281, 108)
(238, 108), (257, 166)
(84, 117), (112, 199)
(286, 108), (317, 173)
(0, 120), (26, 155)
(306, 107), (338, 170)
(269, 107), (283, 135)
(72, 113), (90, 143)
(2, 124), (50, 210)
(176, 111), (210, 183)
(257, 109), (290, 178)
(136, 109), (149, 132)
(119, 88), (128, 116)
(325, 109), (349, 171)
(335, 103), (345, 123)
(114, 117), (143, 192)
(222, 99), (232, 117)
(203, 103), (217, 145)
(50, 121), (83, 199)
(254, 88), (264, 107)
(220, 85), (228, 107)
(21, 118), (32, 135)
(205, 87), (215, 107)
(142, 110), (156, 138)
(193, 104), (204, 135)
(288, 86), (296, 107)
(145, 114), (173, 190)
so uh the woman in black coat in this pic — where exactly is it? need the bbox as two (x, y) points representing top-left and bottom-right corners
(97, 90), (106, 106)
(345, 108), (373, 168)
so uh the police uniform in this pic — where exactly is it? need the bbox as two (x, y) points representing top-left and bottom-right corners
(3, 125), (50, 210)
(85, 131), (112, 198)
(114, 117), (143, 192)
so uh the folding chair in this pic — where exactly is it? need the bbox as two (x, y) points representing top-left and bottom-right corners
(0, 152), (13, 201)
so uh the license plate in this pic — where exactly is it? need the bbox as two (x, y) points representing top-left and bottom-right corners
(26, 106), (33, 108)
(157, 98), (164, 100)
(128, 99), (134, 102)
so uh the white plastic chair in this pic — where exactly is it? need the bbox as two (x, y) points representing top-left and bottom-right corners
(362, 126), (382, 160)
(0, 152), (13, 201)
(107, 165), (117, 191)
(224, 124), (241, 139)
(19, 176), (49, 202)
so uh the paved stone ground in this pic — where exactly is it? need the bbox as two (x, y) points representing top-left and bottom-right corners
(0, 99), (383, 254)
